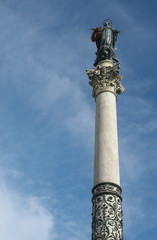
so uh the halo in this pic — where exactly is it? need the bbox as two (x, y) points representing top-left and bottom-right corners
(103, 19), (112, 26)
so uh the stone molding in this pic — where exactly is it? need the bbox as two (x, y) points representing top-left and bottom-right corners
(92, 182), (123, 240)
(86, 63), (124, 100)
(92, 182), (122, 199)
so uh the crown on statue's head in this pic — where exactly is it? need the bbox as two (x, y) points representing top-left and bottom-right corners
(103, 18), (112, 26)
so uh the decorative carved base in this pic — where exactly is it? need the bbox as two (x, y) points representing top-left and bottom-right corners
(92, 183), (123, 240)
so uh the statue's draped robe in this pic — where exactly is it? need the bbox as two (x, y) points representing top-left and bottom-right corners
(100, 26), (113, 49)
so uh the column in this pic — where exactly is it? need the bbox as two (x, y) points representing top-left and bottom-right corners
(86, 59), (125, 240)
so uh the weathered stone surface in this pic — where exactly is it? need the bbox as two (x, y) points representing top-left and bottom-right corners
(94, 91), (120, 186)
(86, 61), (124, 100)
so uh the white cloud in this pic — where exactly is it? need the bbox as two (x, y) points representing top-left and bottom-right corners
(0, 182), (54, 240)
(27, 59), (94, 144)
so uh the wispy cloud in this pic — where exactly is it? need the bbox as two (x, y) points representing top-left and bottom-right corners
(0, 182), (54, 240)
(0, 1), (94, 145)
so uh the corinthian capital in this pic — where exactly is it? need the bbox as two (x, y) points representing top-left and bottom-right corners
(86, 62), (124, 99)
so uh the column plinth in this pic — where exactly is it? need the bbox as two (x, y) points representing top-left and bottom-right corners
(86, 60), (124, 240)
(92, 182), (123, 240)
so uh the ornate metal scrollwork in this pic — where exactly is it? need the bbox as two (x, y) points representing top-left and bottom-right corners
(92, 182), (123, 240)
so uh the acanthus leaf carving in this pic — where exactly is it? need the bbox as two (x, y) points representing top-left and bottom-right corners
(86, 63), (125, 99)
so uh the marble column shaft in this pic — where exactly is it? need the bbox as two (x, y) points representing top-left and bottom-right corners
(94, 90), (120, 186)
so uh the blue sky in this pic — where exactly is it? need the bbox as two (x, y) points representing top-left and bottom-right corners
(0, 0), (156, 239)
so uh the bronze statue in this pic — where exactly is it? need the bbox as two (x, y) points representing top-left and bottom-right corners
(91, 19), (120, 66)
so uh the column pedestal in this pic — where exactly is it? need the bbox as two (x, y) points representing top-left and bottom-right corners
(92, 183), (122, 240)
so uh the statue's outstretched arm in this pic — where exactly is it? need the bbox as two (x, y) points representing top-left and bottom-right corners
(91, 30), (97, 42)
(112, 27), (120, 34)
(91, 27), (102, 42)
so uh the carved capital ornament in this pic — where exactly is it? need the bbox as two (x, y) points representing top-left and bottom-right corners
(86, 63), (124, 100)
